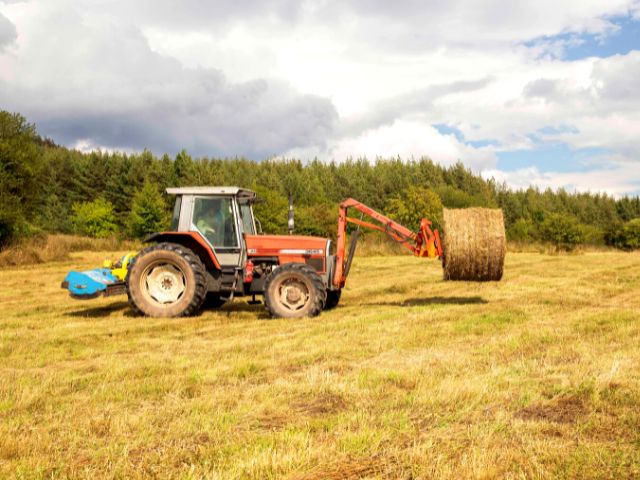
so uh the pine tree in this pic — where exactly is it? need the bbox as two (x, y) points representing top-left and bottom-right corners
(127, 181), (170, 239)
(171, 149), (196, 186)
(0, 112), (43, 245)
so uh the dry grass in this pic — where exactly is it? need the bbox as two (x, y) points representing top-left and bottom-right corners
(0, 235), (140, 267)
(1, 250), (639, 479)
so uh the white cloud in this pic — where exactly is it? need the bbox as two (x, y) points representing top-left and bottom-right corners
(484, 163), (640, 197)
(286, 119), (497, 171)
(1, 0), (639, 194)
(121, 0), (636, 49)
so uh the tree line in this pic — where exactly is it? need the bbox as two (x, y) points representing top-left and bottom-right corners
(2, 110), (640, 251)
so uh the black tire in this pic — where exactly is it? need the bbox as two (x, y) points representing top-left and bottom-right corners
(324, 289), (342, 310)
(203, 293), (227, 309)
(264, 263), (326, 318)
(126, 242), (207, 317)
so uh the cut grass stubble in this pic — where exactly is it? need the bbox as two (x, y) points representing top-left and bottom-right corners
(0, 250), (639, 478)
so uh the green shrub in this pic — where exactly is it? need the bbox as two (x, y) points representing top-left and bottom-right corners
(607, 218), (640, 250)
(622, 219), (640, 249)
(435, 184), (495, 209)
(539, 213), (585, 251)
(605, 222), (625, 248)
(507, 218), (535, 242)
(71, 198), (118, 238)
(296, 203), (339, 238)
(581, 224), (606, 246)
(385, 186), (443, 231)
(434, 185), (475, 209)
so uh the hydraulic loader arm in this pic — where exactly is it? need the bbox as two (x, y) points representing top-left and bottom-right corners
(332, 198), (443, 288)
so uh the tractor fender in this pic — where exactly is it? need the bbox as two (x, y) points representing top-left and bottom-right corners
(143, 232), (221, 271)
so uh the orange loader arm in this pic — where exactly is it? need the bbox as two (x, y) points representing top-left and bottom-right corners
(332, 198), (443, 289)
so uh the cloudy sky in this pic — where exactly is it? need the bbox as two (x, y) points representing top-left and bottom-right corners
(1, 1), (639, 195)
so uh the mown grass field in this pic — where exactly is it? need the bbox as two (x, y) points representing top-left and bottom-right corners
(1, 251), (639, 479)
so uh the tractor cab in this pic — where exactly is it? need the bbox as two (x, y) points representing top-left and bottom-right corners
(166, 187), (257, 268)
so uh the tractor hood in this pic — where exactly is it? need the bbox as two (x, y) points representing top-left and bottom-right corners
(244, 234), (330, 273)
(244, 234), (329, 257)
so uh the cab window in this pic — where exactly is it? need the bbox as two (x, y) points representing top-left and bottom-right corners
(192, 197), (238, 248)
(170, 196), (182, 230)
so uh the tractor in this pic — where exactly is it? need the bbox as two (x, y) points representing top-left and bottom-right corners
(62, 186), (448, 318)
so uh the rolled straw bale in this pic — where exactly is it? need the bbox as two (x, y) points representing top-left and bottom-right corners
(442, 208), (506, 281)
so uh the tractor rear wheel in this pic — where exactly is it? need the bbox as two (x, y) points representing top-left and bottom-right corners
(126, 242), (207, 317)
(264, 264), (326, 318)
(324, 289), (342, 310)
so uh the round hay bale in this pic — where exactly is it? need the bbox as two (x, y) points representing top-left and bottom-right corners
(442, 208), (506, 281)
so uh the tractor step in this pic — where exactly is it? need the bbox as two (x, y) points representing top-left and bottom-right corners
(220, 268), (241, 301)
(219, 269), (241, 292)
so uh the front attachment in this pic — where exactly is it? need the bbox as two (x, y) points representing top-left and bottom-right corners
(62, 268), (125, 299)
(61, 251), (137, 299)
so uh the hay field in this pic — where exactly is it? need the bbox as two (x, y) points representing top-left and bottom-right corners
(1, 251), (639, 479)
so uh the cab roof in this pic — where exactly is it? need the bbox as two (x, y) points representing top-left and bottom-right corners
(166, 186), (256, 200)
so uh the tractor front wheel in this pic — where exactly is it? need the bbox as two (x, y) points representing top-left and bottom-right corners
(264, 264), (326, 318)
(126, 243), (207, 317)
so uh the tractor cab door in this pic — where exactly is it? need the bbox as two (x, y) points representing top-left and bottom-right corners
(190, 195), (244, 268)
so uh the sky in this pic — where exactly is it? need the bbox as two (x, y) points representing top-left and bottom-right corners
(1, 1), (639, 196)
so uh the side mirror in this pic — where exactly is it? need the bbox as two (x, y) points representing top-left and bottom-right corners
(288, 194), (294, 235)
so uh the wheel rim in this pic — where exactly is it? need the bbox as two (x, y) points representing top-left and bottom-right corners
(141, 261), (186, 305)
(277, 277), (310, 311)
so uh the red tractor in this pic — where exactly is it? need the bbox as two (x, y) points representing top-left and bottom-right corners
(63, 186), (443, 318)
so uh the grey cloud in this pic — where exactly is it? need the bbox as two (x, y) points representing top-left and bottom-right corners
(341, 77), (493, 136)
(592, 51), (640, 102)
(27, 85), (337, 158)
(0, 11), (16, 49)
(523, 78), (563, 100)
(0, 11), (337, 157)
(524, 52), (640, 107)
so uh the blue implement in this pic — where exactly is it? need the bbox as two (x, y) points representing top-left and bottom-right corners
(62, 268), (124, 300)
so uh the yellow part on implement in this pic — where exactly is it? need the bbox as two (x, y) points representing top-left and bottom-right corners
(102, 251), (138, 281)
